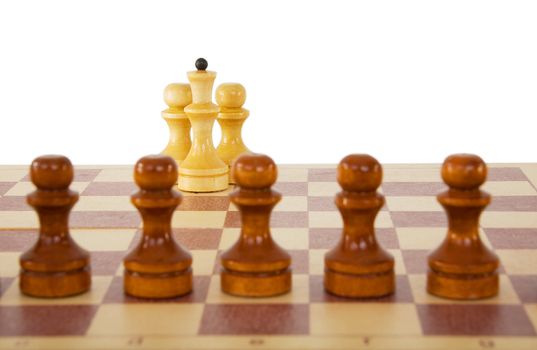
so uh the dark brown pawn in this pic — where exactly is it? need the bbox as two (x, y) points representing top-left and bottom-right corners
(324, 154), (395, 298)
(427, 154), (499, 299)
(220, 153), (291, 297)
(123, 155), (192, 298)
(20, 155), (91, 298)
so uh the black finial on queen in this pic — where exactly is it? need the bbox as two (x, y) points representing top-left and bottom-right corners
(195, 58), (208, 71)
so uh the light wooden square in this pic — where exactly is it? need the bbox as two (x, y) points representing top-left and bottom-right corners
(0, 169), (27, 182)
(483, 181), (537, 196)
(310, 303), (422, 335)
(308, 182), (339, 197)
(71, 229), (136, 251)
(205, 274), (309, 304)
(4, 182), (89, 196)
(0, 211), (37, 229)
(0, 252), (20, 277)
(521, 164), (537, 188)
(496, 250), (537, 275)
(481, 212), (537, 228)
(389, 249), (406, 275)
(386, 196), (441, 212)
(408, 274), (520, 304)
(87, 304), (204, 336)
(191, 250), (217, 276)
(172, 211), (226, 228)
(277, 167), (308, 182)
(396, 227), (446, 250)
(274, 196), (307, 212)
(308, 249), (327, 275)
(383, 167), (440, 182)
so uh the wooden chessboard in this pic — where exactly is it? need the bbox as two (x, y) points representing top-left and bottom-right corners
(1, 164), (537, 349)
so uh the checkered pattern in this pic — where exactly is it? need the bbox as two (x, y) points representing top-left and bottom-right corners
(1, 164), (537, 349)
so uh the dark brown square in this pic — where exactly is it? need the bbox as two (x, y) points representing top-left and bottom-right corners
(417, 305), (536, 336)
(81, 182), (136, 196)
(487, 168), (528, 181)
(289, 250), (308, 274)
(103, 276), (210, 303)
(273, 182), (308, 196)
(509, 276), (537, 303)
(178, 196), (229, 211)
(484, 228), (537, 249)
(224, 212), (308, 228)
(309, 275), (413, 303)
(0, 196), (29, 211)
(1, 278), (14, 296)
(0, 305), (98, 336)
(0, 230), (37, 251)
(90, 251), (124, 275)
(382, 182), (445, 196)
(390, 212), (446, 227)
(309, 228), (399, 249)
(307, 196), (336, 211)
(199, 304), (309, 335)
(173, 229), (223, 250)
(0, 182), (16, 196)
(70, 212), (141, 229)
(401, 250), (428, 274)
(488, 196), (537, 212)
(308, 168), (336, 182)
(308, 197), (387, 212)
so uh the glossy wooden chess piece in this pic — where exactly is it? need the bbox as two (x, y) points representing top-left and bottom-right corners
(220, 153), (291, 297)
(324, 154), (395, 298)
(178, 58), (229, 192)
(20, 155), (91, 298)
(216, 83), (251, 184)
(161, 83), (192, 166)
(427, 154), (499, 299)
(124, 155), (192, 298)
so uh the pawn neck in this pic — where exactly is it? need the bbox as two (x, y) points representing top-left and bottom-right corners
(230, 189), (281, 237)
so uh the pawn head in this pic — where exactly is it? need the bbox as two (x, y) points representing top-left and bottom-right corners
(232, 153), (277, 189)
(163, 83), (192, 109)
(442, 153), (487, 190)
(30, 155), (74, 190)
(195, 58), (208, 71)
(216, 83), (246, 108)
(134, 155), (178, 190)
(337, 154), (382, 192)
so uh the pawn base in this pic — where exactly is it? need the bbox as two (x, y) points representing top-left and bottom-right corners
(20, 266), (91, 298)
(177, 172), (229, 193)
(324, 268), (395, 298)
(427, 269), (498, 300)
(124, 268), (192, 299)
(221, 268), (292, 297)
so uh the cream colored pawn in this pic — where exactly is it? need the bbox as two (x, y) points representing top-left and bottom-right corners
(216, 83), (251, 184)
(178, 58), (229, 192)
(161, 83), (192, 166)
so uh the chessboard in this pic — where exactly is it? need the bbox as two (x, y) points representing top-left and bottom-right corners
(1, 163), (536, 350)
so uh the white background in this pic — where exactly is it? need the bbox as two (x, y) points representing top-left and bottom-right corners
(0, 0), (536, 165)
